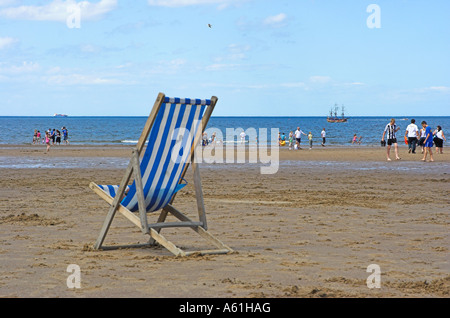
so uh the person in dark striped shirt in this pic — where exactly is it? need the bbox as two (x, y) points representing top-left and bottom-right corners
(382, 118), (401, 161)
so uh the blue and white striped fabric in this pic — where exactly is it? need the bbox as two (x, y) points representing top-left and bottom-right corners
(164, 97), (211, 106)
(98, 97), (210, 213)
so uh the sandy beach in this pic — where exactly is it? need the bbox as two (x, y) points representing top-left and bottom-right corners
(0, 144), (449, 298)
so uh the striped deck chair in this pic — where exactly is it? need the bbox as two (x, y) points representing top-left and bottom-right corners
(89, 92), (233, 256)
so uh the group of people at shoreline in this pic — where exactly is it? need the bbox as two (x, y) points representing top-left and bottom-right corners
(278, 127), (323, 150)
(32, 127), (69, 152)
(277, 119), (446, 162)
(382, 118), (446, 162)
(280, 127), (356, 150)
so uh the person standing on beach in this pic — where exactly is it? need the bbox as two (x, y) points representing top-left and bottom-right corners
(382, 118), (401, 161)
(358, 136), (363, 144)
(240, 131), (246, 144)
(202, 132), (208, 146)
(51, 129), (56, 145)
(421, 121), (434, 162)
(321, 128), (326, 147)
(45, 131), (51, 153)
(32, 130), (38, 144)
(433, 125), (446, 154)
(62, 127), (69, 144)
(56, 130), (61, 145)
(279, 132), (286, 146)
(418, 125), (426, 153)
(288, 131), (294, 150)
(405, 119), (419, 154)
(210, 132), (216, 145)
(294, 127), (306, 149)
(308, 131), (313, 150)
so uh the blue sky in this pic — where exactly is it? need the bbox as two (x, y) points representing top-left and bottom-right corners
(0, 0), (449, 116)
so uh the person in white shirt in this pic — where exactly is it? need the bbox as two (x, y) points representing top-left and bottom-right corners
(418, 126), (427, 153)
(321, 128), (326, 147)
(405, 119), (419, 154)
(433, 125), (446, 154)
(294, 127), (307, 149)
(240, 131), (246, 144)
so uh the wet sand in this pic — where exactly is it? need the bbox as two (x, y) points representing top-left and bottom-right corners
(0, 144), (449, 297)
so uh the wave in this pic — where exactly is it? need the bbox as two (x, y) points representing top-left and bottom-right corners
(121, 140), (149, 144)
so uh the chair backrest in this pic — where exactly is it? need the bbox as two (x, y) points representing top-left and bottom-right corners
(119, 97), (212, 213)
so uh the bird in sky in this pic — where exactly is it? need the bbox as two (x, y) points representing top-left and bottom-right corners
(208, 24), (212, 28)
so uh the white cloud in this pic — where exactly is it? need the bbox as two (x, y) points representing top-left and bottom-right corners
(263, 13), (287, 26)
(309, 76), (332, 84)
(0, 61), (129, 86)
(0, 36), (18, 49)
(0, 61), (40, 74)
(133, 58), (189, 76)
(0, 0), (117, 22)
(281, 82), (306, 88)
(205, 63), (241, 71)
(45, 73), (123, 85)
(115, 62), (132, 69)
(214, 43), (251, 62)
(80, 44), (100, 53)
(228, 43), (250, 54)
(147, 0), (240, 8)
(427, 86), (450, 93)
(0, 0), (16, 7)
(47, 66), (62, 74)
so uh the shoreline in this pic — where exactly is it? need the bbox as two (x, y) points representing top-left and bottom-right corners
(1, 143), (448, 162)
(1, 144), (448, 171)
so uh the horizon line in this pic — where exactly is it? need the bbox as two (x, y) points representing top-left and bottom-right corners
(1, 115), (449, 118)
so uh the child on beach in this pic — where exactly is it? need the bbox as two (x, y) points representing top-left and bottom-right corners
(45, 131), (51, 153)
(419, 126), (426, 153)
(358, 136), (363, 144)
(279, 133), (286, 146)
(288, 131), (293, 150)
(421, 121), (434, 162)
(32, 130), (37, 144)
(308, 132), (313, 149)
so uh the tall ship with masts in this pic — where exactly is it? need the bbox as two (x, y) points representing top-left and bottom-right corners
(327, 104), (348, 123)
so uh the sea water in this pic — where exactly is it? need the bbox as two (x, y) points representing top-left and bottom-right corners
(1, 116), (449, 146)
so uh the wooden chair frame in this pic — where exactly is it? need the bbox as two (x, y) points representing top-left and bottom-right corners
(89, 92), (233, 256)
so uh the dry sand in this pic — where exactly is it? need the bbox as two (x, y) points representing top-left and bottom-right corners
(0, 144), (449, 298)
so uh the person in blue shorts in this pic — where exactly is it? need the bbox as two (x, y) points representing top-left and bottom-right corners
(62, 127), (69, 145)
(421, 121), (434, 162)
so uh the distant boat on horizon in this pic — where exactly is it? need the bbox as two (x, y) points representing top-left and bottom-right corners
(53, 113), (68, 117)
(327, 104), (348, 123)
